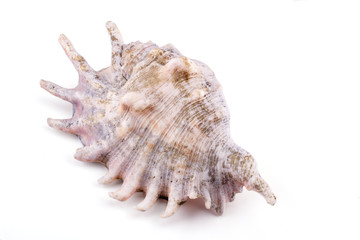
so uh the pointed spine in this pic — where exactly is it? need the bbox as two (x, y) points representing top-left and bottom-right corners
(47, 118), (77, 134)
(136, 184), (160, 211)
(58, 34), (95, 75)
(40, 79), (75, 102)
(106, 21), (124, 72)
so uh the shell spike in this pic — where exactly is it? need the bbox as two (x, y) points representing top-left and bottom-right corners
(161, 198), (180, 218)
(201, 188), (212, 209)
(109, 181), (137, 201)
(40, 79), (74, 102)
(136, 185), (159, 211)
(106, 21), (124, 72)
(214, 195), (225, 215)
(58, 34), (95, 75)
(246, 173), (276, 206)
(47, 118), (76, 134)
(105, 21), (123, 45)
(98, 168), (119, 184)
(74, 140), (109, 162)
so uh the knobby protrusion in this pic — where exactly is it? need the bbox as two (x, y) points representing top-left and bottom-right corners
(201, 188), (212, 209)
(245, 173), (277, 206)
(58, 34), (96, 75)
(47, 118), (77, 134)
(161, 197), (180, 218)
(136, 184), (160, 211)
(106, 21), (124, 72)
(109, 180), (138, 201)
(74, 139), (114, 163)
(40, 79), (75, 102)
(98, 171), (117, 184)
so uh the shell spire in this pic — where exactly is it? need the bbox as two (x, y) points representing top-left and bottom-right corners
(41, 21), (276, 217)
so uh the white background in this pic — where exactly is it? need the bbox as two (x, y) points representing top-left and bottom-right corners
(0, 0), (359, 239)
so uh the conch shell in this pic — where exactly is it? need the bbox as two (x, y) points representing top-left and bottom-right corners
(40, 21), (276, 217)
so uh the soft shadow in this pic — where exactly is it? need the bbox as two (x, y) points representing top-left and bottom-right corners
(41, 123), (78, 141)
(37, 95), (74, 117)
(127, 197), (217, 224)
(181, 198), (214, 217)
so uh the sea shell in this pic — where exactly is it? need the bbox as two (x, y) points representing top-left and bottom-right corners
(40, 21), (276, 217)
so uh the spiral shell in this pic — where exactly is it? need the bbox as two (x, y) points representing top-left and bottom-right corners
(40, 21), (276, 217)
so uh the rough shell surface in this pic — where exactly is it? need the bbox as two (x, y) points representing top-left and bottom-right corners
(40, 21), (276, 217)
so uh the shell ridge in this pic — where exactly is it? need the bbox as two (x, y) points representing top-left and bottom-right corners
(117, 63), (198, 152)
(205, 128), (233, 213)
(109, 138), (157, 201)
(160, 94), (230, 212)
(183, 99), (228, 204)
(123, 42), (158, 78)
(102, 133), (141, 183)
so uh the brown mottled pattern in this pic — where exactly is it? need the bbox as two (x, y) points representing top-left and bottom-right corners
(40, 21), (276, 218)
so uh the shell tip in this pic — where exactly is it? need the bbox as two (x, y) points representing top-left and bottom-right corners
(46, 118), (54, 127)
(188, 191), (197, 200)
(58, 34), (66, 43)
(161, 200), (179, 218)
(109, 191), (117, 199)
(105, 21), (115, 28)
(266, 193), (277, 206)
(136, 204), (146, 212)
(98, 173), (116, 184)
(39, 79), (46, 87)
(160, 211), (174, 218)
